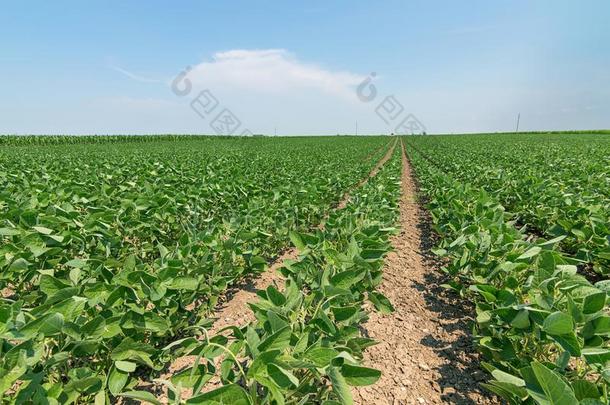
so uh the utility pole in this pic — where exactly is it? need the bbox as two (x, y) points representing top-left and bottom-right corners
(516, 113), (521, 133)
(274, 126), (277, 137)
(355, 120), (358, 136)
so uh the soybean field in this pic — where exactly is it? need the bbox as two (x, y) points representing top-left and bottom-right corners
(1, 133), (609, 405)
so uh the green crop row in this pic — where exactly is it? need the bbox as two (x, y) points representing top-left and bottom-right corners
(0, 136), (390, 403)
(0, 135), (256, 146)
(405, 138), (610, 404)
(407, 133), (610, 275)
(117, 142), (403, 404)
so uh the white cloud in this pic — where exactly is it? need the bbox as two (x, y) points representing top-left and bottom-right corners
(184, 49), (365, 99)
(94, 50), (374, 135)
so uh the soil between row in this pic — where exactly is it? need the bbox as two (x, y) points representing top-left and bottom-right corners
(352, 140), (498, 404)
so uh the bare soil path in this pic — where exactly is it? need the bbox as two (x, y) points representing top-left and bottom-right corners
(337, 138), (397, 210)
(363, 138), (394, 162)
(353, 141), (498, 405)
(207, 249), (296, 334)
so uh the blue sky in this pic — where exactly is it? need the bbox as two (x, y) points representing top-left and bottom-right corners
(1, 1), (609, 134)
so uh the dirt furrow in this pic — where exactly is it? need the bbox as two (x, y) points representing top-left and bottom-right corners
(363, 138), (393, 162)
(353, 140), (497, 405)
(337, 138), (397, 210)
(208, 248), (297, 335)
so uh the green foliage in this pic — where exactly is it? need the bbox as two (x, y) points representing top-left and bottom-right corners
(0, 136), (393, 403)
(406, 134), (610, 404)
(408, 132), (610, 274)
